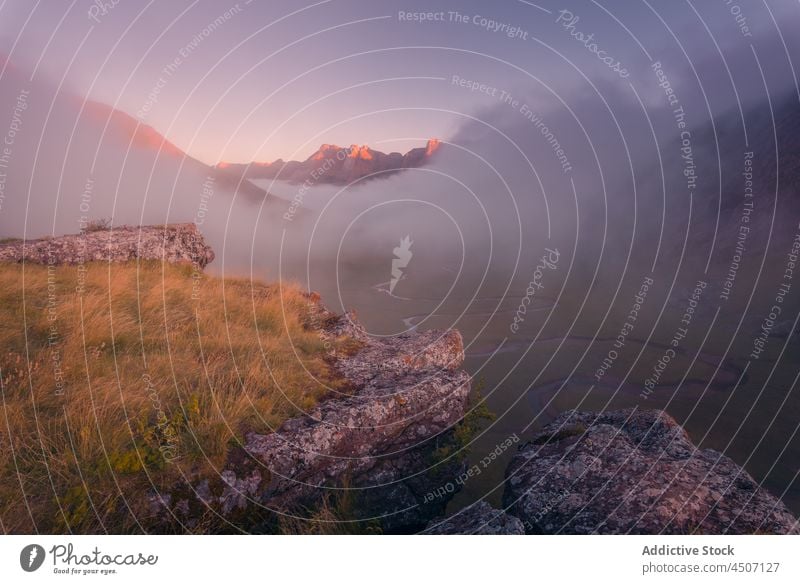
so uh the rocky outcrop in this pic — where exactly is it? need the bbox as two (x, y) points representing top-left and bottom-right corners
(156, 309), (472, 532)
(0, 223), (215, 268)
(244, 314), (470, 517)
(503, 409), (799, 534)
(424, 501), (524, 535)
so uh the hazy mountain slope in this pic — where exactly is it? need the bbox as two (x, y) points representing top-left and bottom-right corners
(0, 56), (282, 239)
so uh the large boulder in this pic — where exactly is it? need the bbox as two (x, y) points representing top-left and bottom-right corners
(0, 223), (215, 268)
(503, 408), (799, 534)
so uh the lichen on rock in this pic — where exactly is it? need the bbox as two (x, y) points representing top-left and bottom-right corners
(0, 223), (215, 268)
(503, 408), (799, 534)
(152, 307), (473, 532)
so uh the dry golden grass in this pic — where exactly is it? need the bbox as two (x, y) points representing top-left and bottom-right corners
(0, 260), (349, 533)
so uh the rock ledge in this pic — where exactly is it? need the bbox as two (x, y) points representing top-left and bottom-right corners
(157, 309), (472, 532)
(0, 223), (214, 268)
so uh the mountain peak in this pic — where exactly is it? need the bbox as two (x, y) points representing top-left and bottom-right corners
(310, 143), (342, 160)
(348, 144), (374, 160)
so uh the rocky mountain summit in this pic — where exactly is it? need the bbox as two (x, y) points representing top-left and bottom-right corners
(0, 223), (215, 268)
(217, 139), (441, 186)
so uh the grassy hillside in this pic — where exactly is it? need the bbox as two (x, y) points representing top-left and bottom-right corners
(0, 261), (352, 533)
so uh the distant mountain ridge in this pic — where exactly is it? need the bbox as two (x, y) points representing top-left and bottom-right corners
(217, 139), (441, 185)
